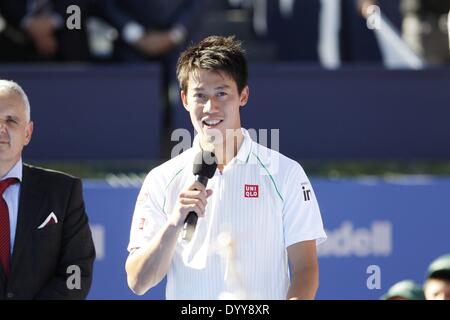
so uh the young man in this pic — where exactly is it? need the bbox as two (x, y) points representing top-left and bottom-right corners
(0, 80), (95, 299)
(126, 36), (326, 299)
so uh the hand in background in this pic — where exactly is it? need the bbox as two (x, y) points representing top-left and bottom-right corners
(23, 15), (58, 56)
(134, 30), (176, 56)
(357, 0), (378, 19)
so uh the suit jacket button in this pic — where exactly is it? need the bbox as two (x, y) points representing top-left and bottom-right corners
(6, 292), (14, 299)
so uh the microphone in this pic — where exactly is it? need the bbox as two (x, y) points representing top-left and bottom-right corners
(182, 150), (217, 241)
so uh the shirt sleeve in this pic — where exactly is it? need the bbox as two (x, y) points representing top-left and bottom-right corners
(282, 162), (327, 248)
(127, 171), (167, 252)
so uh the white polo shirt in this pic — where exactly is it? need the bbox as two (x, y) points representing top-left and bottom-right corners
(128, 128), (326, 299)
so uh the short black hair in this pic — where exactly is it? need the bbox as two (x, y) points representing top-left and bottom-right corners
(176, 35), (248, 94)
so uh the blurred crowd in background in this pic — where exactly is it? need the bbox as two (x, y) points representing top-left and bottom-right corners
(381, 253), (450, 300)
(1, 0), (449, 65)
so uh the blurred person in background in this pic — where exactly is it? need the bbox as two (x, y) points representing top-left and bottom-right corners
(380, 280), (425, 300)
(101, 0), (207, 157)
(358, 0), (450, 65)
(0, 0), (104, 62)
(248, 0), (382, 67)
(102, 0), (206, 62)
(423, 253), (450, 300)
(263, 0), (321, 62)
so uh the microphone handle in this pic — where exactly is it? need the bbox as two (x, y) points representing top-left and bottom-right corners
(182, 212), (198, 241)
(196, 175), (208, 186)
(181, 175), (209, 241)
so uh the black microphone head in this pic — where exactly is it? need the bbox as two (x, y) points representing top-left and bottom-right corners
(193, 150), (217, 178)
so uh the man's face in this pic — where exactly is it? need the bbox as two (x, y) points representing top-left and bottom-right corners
(181, 69), (248, 147)
(424, 278), (450, 300)
(0, 91), (33, 168)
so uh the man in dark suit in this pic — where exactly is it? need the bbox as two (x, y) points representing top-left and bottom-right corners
(0, 79), (95, 299)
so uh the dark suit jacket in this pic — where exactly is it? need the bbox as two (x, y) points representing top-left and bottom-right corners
(102, 0), (206, 62)
(0, 164), (95, 299)
(102, 0), (204, 33)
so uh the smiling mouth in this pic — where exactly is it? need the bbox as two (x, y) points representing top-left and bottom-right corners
(202, 119), (223, 128)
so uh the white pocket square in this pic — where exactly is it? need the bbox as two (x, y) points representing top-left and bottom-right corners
(37, 212), (58, 229)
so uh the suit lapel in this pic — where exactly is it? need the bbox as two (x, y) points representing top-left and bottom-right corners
(10, 164), (45, 272)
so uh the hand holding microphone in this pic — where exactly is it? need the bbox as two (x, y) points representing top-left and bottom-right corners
(172, 151), (217, 241)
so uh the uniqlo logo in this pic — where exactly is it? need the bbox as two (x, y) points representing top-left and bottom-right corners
(244, 184), (259, 198)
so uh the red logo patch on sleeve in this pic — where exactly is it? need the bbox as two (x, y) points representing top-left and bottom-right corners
(244, 184), (259, 198)
(138, 218), (146, 230)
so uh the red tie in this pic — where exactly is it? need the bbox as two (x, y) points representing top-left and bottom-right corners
(0, 178), (18, 277)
